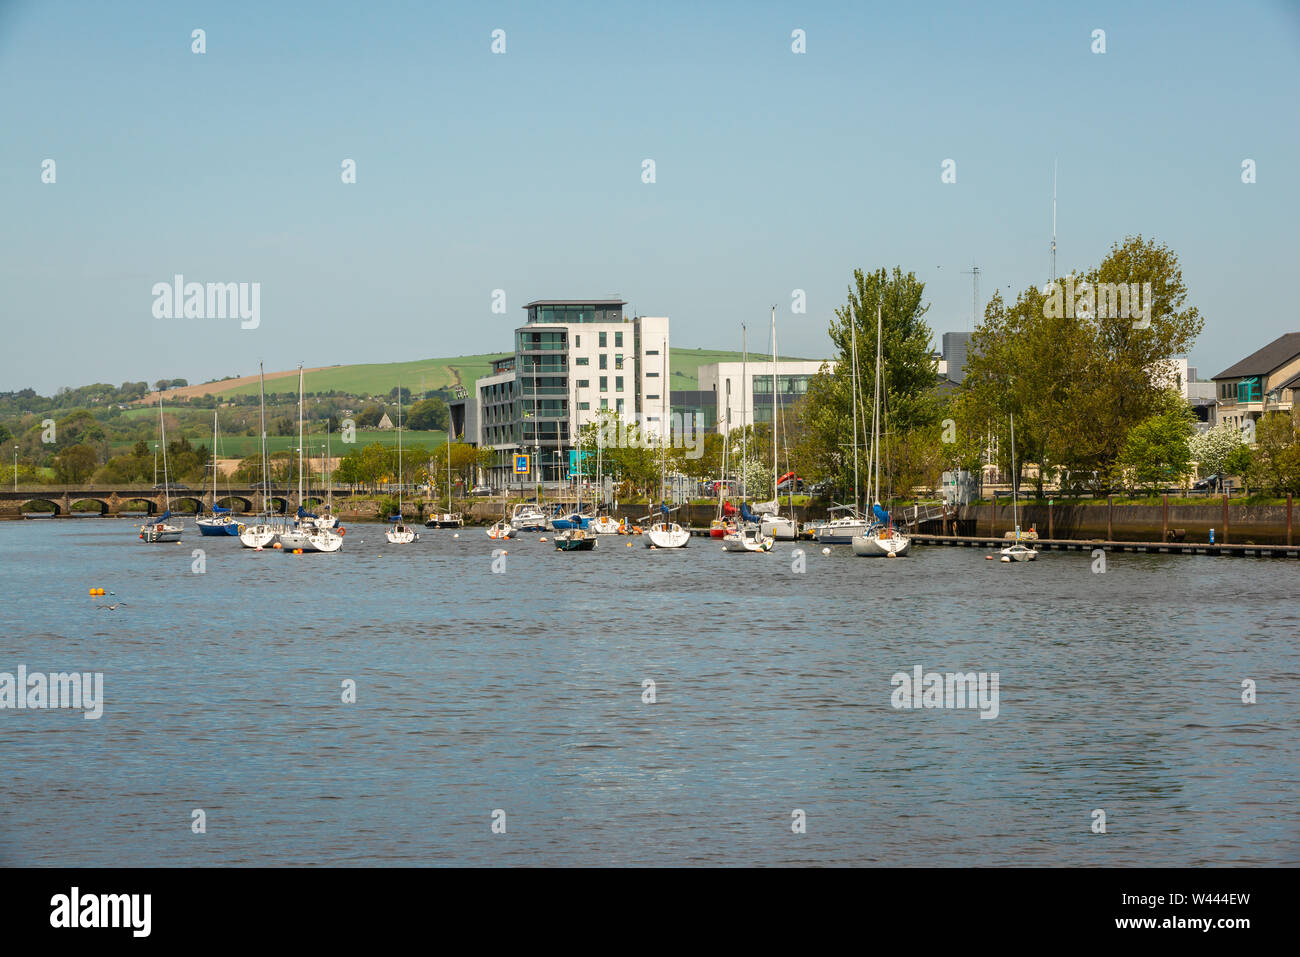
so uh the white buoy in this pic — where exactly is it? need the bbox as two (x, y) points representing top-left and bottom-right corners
(821, 547), (830, 555)
(1000, 555), (1011, 563)
(453, 533), (459, 539)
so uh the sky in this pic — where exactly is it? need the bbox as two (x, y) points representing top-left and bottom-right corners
(1, 0), (1297, 394)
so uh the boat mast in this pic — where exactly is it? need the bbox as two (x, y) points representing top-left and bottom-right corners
(771, 305), (778, 506)
(297, 364), (304, 513)
(741, 323), (747, 503)
(158, 392), (171, 513)
(396, 382), (403, 518)
(850, 311), (860, 518)
(872, 304), (883, 504)
(1010, 412), (1019, 534)
(210, 411), (218, 506)
(258, 362), (269, 516)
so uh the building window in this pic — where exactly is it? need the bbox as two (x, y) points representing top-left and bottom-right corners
(575, 335), (580, 347)
(615, 376), (623, 392)
(599, 331), (607, 347)
(647, 349), (658, 356)
(576, 379), (589, 388)
(647, 371), (659, 377)
(599, 376), (607, 391)
(615, 331), (623, 347)
(599, 354), (607, 370)
(616, 399), (625, 413)
(600, 398), (608, 410)
(576, 357), (589, 366)
(577, 401), (590, 410)
(647, 394), (660, 401)
(614, 354), (624, 370)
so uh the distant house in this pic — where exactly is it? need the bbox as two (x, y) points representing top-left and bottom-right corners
(376, 413), (394, 430)
(1211, 333), (1300, 433)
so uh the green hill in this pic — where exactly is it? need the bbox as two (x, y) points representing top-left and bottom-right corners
(187, 348), (810, 400)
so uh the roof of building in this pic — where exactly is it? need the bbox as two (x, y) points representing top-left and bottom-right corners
(523, 299), (626, 307)
(1212, 332), (1300, 380)
(1280, 371), (1300, 390)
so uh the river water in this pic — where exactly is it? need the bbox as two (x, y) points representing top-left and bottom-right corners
(1, 518), (1296, 866)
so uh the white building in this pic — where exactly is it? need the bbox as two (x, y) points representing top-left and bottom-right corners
(697, 359), (834, 434)
(453, 299), (671, 487)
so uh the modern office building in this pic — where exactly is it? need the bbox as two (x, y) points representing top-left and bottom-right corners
(696, 360), (833, 434)
(450, 298), (670, 488)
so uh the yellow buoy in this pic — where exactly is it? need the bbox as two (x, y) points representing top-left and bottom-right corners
(626, 542), (633, 547)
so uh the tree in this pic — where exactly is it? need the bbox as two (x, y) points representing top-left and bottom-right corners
(1117, 395), (1195, 493)
(1249, 410), (1300, 494)
(53, 444), (99, 483)
(962, 236), (1204, 494)
(797, 267), (942, 503)
(406, 397), (449, 432)
(1189, 422), (1247, 490)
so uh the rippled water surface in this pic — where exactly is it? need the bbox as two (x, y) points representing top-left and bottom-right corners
(1, 518), (1297, 866)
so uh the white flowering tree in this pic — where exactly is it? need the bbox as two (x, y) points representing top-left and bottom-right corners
(734, 457), (772, 500)
(1189, 423), (1246, 487)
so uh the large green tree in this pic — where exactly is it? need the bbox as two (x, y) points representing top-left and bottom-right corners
(796, 267), (941, 502)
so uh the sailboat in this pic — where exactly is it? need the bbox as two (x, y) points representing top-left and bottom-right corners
(853, 304), (911, 557)
(197, 411), (241, 536)
(278, 366), (343, 553)
(239, 363), (278, 548)
(139, 392), (184, 543)
(645, 377), (690, 548)
(314, 424), (338, 530)
(709, 409), (736, 538)
(812, 309), (872, 544)
(385, 385), (418, 544)
(723, 323), (775, 553)
(426, 426), (464, 528)
(758, 306), (798, 541)
(999, 413), (1038, 562)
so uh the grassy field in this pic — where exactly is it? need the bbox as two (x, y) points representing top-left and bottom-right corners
(157, 348), (811, 402)
(202, 354), (503, 399)
(108, 430), (449, 459)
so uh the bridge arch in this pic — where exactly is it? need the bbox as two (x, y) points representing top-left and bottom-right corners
(19, 499), (61, 517)
(119, 498), (157, 516)
(168, 497), (204, 514)
(70, 498), (110, 516)
(215, 495), (254, 513)
(269, 496), (290, 515)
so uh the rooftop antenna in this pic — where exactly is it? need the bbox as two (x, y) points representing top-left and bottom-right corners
(962, 264), (981, 329)
(1050, 158), (1057, 285)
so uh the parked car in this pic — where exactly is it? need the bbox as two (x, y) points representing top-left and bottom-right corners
(469, 484), (493, 495)
(805, 480), (834, 497)
(154, 483), (189, 489)
(776, 472), (804, 494)
(1192, 474), (1221, 492)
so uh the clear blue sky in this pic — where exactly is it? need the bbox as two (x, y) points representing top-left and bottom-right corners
(2, 0), (1297, 394)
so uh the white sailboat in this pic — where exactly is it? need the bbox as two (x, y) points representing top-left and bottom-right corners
(812, 309), (871, 544)
(386, 385), (418, 544)
(278, 366), (343, 553)
(239, 362), (278, 549)
(853, 304), (911, 558)
(759, 306), (798, 541)
(314, 424), (338, 530)
(999, 412), (1038, 562)
(645, 367), (689, 548)
(724, 323), (774, 553)
(426, 427), (464, 528)
(139, 392), (183, 543)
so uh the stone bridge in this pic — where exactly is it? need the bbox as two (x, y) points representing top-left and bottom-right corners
(0, 485), (344, 519)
